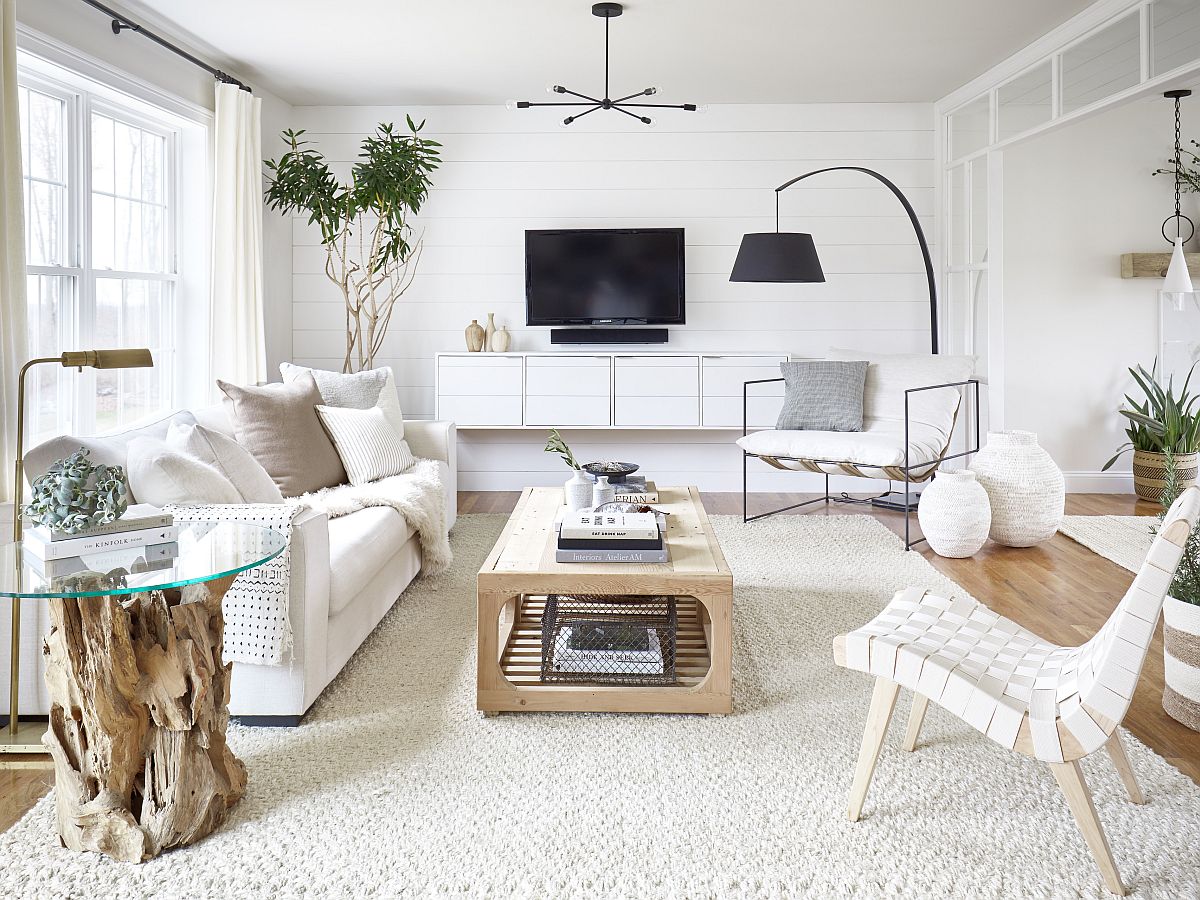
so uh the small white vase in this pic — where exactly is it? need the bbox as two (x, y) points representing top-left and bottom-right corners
(564, 470), (592, 512)
(592, 475), (615, 508)
(917, 470), (991, 558)
(969, 430), (1064, 547)
(1164, 595), (1200, 732)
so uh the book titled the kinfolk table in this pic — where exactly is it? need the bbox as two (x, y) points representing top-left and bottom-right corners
(24, 517), (180, 561)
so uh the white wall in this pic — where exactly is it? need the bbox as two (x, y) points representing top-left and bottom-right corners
(282, 103), (935, 490)
(1003, 94), (1194, 491)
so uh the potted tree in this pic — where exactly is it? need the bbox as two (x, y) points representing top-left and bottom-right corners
(1157, 451), (1200, 731)
(1102, 361), (1200, 500)
(264, 118), (441, 373)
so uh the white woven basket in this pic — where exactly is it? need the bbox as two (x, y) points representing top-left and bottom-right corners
(969, 430), (1064, 547)
(917, 470), (991, 558)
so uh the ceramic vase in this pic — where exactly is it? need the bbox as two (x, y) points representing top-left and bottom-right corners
(565, 469), (593, 512)
(916, 470), (991, 558)
(484, 313), (496, 353)
(592, 475), (615, 508)
(1133, 449), (1199, 501)
(969, 430), (1064, 547)
(1164, 596), (1200, 732)
(491, 325), (511, 353)
(465, 320), (485, 352)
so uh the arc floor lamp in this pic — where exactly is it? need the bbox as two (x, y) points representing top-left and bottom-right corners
(729, 165), (938, 354)
(3, 348), (153, 753)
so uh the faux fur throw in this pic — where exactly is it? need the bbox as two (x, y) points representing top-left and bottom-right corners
(289, 457), (453, 576)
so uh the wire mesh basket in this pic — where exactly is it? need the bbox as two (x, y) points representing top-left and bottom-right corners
(540, 594), (678, 686)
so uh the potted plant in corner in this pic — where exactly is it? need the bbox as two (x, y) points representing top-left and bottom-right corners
(1156, 451), (1200, 731)
(1102, 361), (1200, 500)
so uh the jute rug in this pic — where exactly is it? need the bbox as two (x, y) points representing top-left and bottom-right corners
(2, 515), (1199, 899)
(1058, 516), (1156, 574)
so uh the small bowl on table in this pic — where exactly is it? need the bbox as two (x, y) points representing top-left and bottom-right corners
(581, 461), (640, 483)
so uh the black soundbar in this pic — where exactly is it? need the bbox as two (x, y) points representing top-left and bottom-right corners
(550, 328), (668, 345)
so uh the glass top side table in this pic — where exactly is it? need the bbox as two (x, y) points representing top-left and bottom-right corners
(0, 521), (284, 862)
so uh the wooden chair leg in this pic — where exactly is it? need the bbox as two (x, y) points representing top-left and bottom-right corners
(847, 677), (900, 822)
(1049, 760), (1127, 896)
(1105, 732), (1144, 805)
(901, 693), (929, 752)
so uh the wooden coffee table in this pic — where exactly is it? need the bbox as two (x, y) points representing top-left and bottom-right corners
(477, 485), (733, 715)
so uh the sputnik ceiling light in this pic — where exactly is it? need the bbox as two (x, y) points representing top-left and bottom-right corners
(506, 2), (702, 126)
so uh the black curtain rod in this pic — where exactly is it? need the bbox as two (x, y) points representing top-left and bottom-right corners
(79, 0), (251, 92)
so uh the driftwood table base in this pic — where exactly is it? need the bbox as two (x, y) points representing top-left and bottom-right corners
(41, 574), (246, 862)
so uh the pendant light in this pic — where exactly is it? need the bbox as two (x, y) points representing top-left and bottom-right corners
(1164, 89), (1195, 309)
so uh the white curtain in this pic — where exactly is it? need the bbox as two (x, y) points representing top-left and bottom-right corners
(0, 0), (27, 504)
(209, 82), (266, 389)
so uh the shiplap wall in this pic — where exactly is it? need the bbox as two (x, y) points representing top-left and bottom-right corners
(283, 103), (935, 490)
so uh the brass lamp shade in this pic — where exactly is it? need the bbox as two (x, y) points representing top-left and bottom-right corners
(59, 348), (154, 370)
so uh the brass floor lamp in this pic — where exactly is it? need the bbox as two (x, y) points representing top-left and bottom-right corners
(2, 349), (153, 754)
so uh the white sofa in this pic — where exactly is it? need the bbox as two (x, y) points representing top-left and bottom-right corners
(4, 405), (457, 726)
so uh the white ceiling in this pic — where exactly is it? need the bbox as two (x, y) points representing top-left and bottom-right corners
(124, 0), (1097, 107)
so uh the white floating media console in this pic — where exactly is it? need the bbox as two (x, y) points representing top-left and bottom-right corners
(436, 352), (789, 429)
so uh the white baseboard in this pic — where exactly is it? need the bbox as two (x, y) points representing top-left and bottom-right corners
(1062, 471), (1133, 494)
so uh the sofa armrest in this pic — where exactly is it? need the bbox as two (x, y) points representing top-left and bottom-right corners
(405, 420), (457, 531)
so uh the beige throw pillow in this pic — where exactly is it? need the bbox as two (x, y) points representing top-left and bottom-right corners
(127, 437), (243, 506)
(167, 422), (284, 503)
(315, 405), (415, 486)
(280, 363), (405, 438)
(217, 372), (347, 497)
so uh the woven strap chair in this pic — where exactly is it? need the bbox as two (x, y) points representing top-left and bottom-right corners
(833, 485), (1200, 895)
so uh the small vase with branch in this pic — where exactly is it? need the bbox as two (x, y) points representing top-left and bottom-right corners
(264, 117), (441, 372)
(545, 428), (592, 511)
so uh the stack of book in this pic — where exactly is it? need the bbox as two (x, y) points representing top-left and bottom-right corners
(556, 510), (666, 563)
(610, 477), (658, 504)
(22, 504), (179, 579)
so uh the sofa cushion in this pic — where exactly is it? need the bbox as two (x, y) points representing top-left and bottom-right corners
(218, 372), (347, 497)
(281, 363), (405, 439)
(737, 418), (948, 470)
(326, 506), (416, 615)
(167, 422), (284, 503)
(126, 437), (243, 505)
(316, 405), (415, 486)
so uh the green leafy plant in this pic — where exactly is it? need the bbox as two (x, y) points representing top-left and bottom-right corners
(22, 448), (128, 534)
(264, 118), (441, 372)
(1157, 449), (1200, 606)
(1102, 361), (1200, 471)
(544, 428), (580, 470)
(1153, 139), (1200, 194)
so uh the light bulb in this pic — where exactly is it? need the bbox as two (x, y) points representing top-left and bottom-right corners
(559, 115), (575, 128)
(641, 116), (656, 128)
(505, 99), (519, 111)
(693, 103), (709, 114)
(547, 84), (565, 94)
(643, 86), (658, 96)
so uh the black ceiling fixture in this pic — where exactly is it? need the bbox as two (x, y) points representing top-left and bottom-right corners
(507, 2), (701, 126)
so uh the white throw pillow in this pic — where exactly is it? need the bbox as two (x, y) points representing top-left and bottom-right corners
(127, 437), (242, 506)
(167, 422), (284, 504)
(314, 405), (415, 486)
(281, 363), (405, 439)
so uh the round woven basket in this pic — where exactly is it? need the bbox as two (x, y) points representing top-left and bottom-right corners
(1164, 596), (1200, 733)
(969, 430), (1064, 547)
(1133, 449), (1198, 501)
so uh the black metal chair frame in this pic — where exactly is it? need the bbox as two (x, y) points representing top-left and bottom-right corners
(741, 378), (982, 550)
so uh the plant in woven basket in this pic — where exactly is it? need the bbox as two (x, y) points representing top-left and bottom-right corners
(1102, 360), (1200, 471)
(264, 118), (441, 373)
(1158, 450), (1200, 606)
(22, 447), (129, 534)
(544, 428), (581, 470)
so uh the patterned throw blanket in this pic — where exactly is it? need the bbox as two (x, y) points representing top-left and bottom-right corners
(168, 457), (451, 666)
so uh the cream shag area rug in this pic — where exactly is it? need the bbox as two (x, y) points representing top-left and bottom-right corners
(1059, 516), (1156, 574)
(3, 515), (1199, 899)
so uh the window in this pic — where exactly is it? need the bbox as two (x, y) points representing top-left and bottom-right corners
(18, 57), (188, 442)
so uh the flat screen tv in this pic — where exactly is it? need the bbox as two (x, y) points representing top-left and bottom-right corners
(525, 228), (685, 326)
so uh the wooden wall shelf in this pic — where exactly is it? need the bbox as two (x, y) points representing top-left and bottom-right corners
(1121, 252), (1200, 279)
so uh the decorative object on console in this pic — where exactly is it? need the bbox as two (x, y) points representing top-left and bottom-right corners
(264, 120), (441, 372)
(729, 167), (938, 354)
(506, 3), (701, 127)
(465, 319), (485, 352)
(218, 371), (347, 496)
(491, 325), (511, 353)
(915, 470), (991, 558)
(545, 428), (592, 511)
(591, 475), (616, 508)
(1101, 360), (1200, 500)
(315, 405), (416, 486)
(484, 312), (496, 353)
(581, 460), (639, 483)
(969, 431), (1064, 547)
(22, 448), (128, 535)
(775, 360), (867, 432)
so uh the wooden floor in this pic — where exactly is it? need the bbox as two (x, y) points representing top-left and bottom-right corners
(3, 490), (1197, 835)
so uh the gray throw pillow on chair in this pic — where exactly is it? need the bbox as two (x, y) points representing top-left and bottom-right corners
(776, 360), (868, 432)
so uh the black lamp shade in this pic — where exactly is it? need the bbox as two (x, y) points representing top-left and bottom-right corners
(729, 232), (825, 283)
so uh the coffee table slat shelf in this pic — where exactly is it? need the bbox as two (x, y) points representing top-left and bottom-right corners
(477, 486), (732, 715)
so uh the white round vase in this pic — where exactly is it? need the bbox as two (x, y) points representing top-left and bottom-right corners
(917, 470), (992, 558)
(969, 430), (1065, 547)
(564, 470), (593, 512)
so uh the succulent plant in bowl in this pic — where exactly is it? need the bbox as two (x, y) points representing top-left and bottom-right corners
(22, 447), (129, 534)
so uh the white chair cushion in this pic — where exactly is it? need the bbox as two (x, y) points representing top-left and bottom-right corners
(327, 506), (416, 615)
(126, 437), (243, 506)
(826, 348), (975, 441)
(167, 421), (284, 504)
(737, 418), (947, 469)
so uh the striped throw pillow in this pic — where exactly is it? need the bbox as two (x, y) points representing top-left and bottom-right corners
(315, 405), (415, 486)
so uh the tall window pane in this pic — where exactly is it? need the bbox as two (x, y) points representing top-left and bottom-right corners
(18, 85), (67, 267)
(91, 112), (169, 273)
